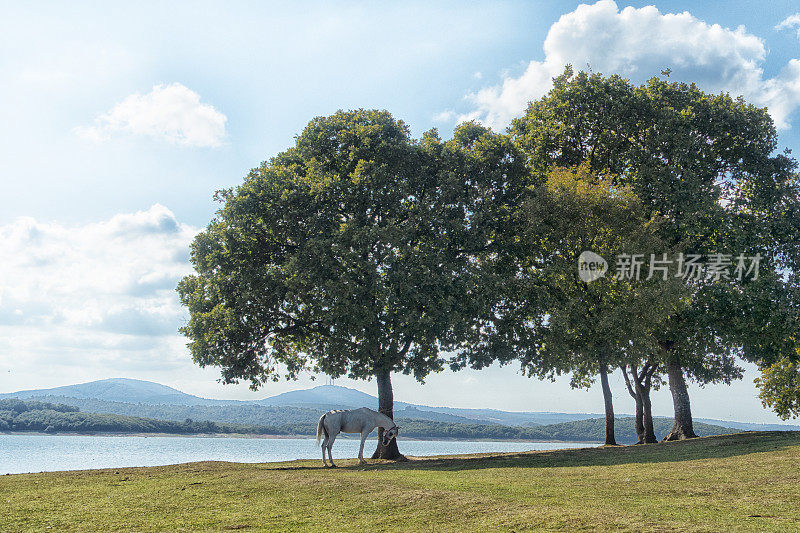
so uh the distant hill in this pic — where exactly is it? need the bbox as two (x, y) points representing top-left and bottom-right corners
(693, 418), (800, 432)
(20, 395), (499, 427)
(254, 385), (377, 409)
(544, 417), (736, 444)
(433, 407), (600, 426)
(397, 416), (739, 444)
(0, 378), (239, 406)
(0, 380), (578, 425)
(0, 380), (606, 425)
(0, 398), (292, 436)
(4, 378), (799, 432)
(0, 398), (739, 444)
(251, 385), (591, 425)
(18, 396), (327, 426)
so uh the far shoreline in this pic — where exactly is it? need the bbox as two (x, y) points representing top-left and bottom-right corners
(0, 431), (603, 444)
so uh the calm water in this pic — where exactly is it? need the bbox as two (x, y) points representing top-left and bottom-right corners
(0, 435), (598, 475)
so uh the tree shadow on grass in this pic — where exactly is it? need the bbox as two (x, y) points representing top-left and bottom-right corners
(271, 431), (800, 472)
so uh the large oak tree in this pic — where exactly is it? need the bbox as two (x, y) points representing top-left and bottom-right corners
(177, 110), (521, 459)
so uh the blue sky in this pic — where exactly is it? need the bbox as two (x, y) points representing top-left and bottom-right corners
(1, 1), (800, 423)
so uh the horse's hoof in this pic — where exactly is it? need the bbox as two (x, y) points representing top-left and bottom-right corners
(330, 464), (337, 468)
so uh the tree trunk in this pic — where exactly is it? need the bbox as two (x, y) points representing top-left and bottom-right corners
(623, 363), (659, 444)
(638, 371), (658, 444)
(371, 369), (406, 460)
(621, 365), (644, 444)
(663, 357), (697, 441)
(632, 393), (644, 444)
(598, 362), (617, 445)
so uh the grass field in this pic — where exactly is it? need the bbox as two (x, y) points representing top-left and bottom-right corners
(2, 431), (799, 532)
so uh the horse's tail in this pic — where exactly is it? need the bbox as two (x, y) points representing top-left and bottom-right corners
(316, 413), (328, 445)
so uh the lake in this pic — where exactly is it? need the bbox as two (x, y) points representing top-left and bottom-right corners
(0, 434), (598, 475)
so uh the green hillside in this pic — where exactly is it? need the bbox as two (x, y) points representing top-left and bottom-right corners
(396, 417), (737, 443)
(21, 395), (327, 426)
(0, 398), (736, 443)
(0, 399), (295, 436)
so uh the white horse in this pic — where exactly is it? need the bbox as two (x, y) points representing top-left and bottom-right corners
(316, 407), (400, 467)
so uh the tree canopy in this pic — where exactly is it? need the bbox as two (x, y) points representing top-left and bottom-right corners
(507, 68), (800, 433)
(516, 164), (686, 443)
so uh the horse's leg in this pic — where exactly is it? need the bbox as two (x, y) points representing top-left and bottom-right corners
(321, 435), (328, 467)
(327, 431), (338, 468)
(358, 430), (370, 464)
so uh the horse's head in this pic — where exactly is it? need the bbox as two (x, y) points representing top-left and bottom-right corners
(382, 426), (399, 447)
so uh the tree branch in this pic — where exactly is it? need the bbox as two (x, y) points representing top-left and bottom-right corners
(621, 365), (636, 399)
(397, 338), (414, 359)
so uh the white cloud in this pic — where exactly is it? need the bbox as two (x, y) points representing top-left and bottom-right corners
(432, 109), (458, 123)
(459, 0), (800, 130)
(75, 83), (227, 147)
(776, 13), (800, 39)
(0, 205), (199, 380)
